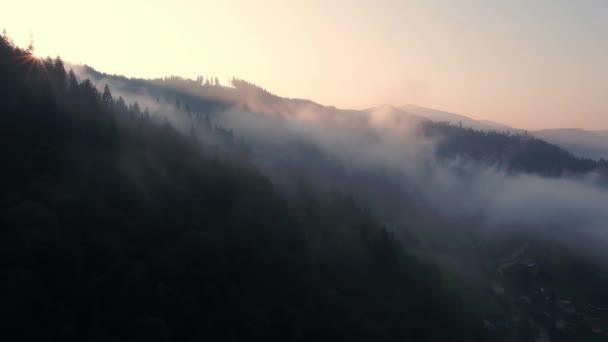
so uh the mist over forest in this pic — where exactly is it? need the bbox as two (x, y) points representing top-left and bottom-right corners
(2, 29), (608, 342)
(75, 64), (608, 245)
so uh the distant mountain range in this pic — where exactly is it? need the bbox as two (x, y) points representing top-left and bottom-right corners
(532, 128), (608, 160)
(78, 62), (608, 161)
(399, 104), (515, 132)
(379, 104), (608, 160)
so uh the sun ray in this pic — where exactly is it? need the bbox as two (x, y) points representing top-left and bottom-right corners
(9, 51), (50, 82)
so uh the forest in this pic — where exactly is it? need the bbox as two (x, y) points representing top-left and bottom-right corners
(0, 31), (491, 341)
(2, 30), (608, 342)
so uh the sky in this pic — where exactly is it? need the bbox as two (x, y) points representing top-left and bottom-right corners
(1, 0), (607, 130)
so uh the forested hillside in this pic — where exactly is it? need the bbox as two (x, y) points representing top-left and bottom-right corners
(422, 122), (607, 177)
(0, 32), (489, 341)
(78, 65), (608, 180)
(3, 28), (608, 342)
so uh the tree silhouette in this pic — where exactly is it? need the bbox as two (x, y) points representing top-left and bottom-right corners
(67, 69), (79, 94)
(101, 83), (114, 108)
(27, 32), (34, 54)
(12, 31), (587, 342)
(52, 57), (67, 90)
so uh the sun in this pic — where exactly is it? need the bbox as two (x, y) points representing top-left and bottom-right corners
(23, 50), (43, 64)
(27, 52), (41, 62)
(12, 48), (50, 81)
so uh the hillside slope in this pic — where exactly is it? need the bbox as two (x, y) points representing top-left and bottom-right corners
(0, 30), (487, 342)
(533, 128), (608, 160)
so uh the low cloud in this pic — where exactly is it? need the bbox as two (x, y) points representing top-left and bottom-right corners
(73, 68), (608, 257)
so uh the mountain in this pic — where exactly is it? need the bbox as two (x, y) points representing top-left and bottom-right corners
(399, 104), (516, 132)
(533, 128), (608, 160)
(0, 30), (488, 342)
(478, 119), (520, 132)
(76, 65), (606, 178)
(399, 104), (608, 160)
(421, 121), (604, 176)
(3, 32), (608, 341)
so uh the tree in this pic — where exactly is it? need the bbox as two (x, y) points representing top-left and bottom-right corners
(27, 33), (34, 54)
(0, 29), (14, 53)
(115, 96), (128, 114)
(101, 84), (114, 108)
(67, 69), (79, 94)
(52, 57), (67, 90)
(131, 101), (142, 116)
(80, 79), (99, 103)
(0, 29), (7, 45)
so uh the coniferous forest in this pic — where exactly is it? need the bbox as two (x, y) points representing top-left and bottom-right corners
(2, 29), (608, 342)
(0, 32), (490, 341)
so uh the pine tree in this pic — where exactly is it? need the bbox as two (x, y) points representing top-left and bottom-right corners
(80, 79), (98, 100)
(101, 84), (113, 108)
(52, 57), (67, 90)
(115, 96), (128, 113)
(131, 101), (142, 116)
(27, 33), (34, 54)
(67, 69), (79, 94)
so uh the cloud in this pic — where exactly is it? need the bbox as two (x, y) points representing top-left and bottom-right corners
(72, 70), (608, 256)
(71, 64), (193, 132)
(213, 90), (608, 253)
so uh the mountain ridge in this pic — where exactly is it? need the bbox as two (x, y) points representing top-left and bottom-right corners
(76, 62), (608, 161)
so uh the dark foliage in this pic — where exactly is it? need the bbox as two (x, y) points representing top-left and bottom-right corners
(0, 33), (487, 341)
(422, 122), (607, 177)
(81, 64), (608, 181)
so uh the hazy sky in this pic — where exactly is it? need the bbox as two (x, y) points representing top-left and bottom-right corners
(2, 0), (607, 130)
